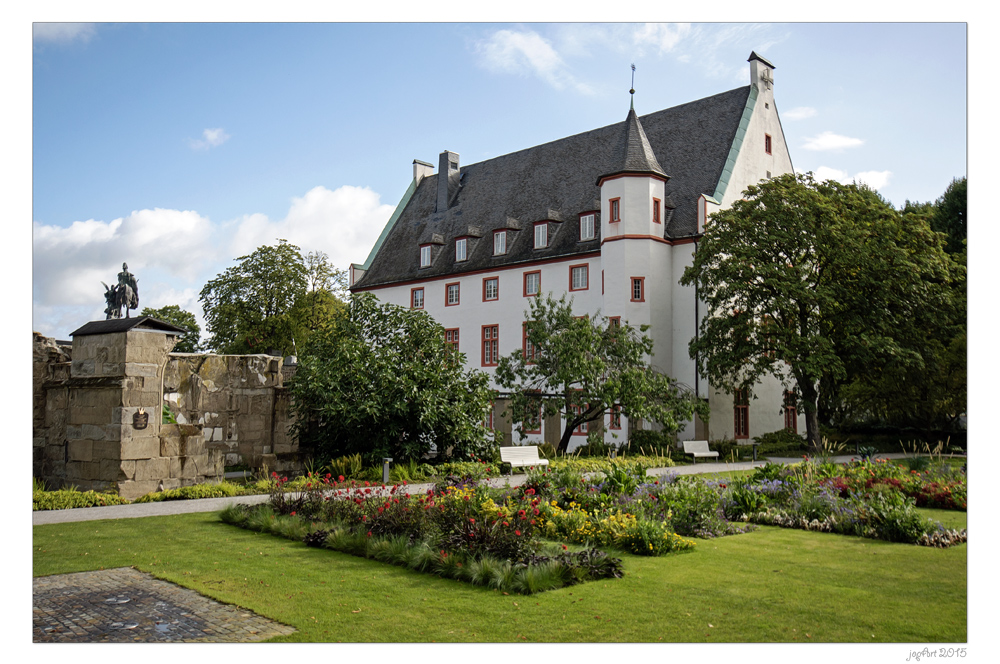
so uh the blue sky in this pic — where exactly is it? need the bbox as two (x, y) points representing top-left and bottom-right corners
(30, 21), (968, 341)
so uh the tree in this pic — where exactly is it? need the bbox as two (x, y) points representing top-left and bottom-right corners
(929, 177), (966, 256)
(290, 292), (495, 464)
(140, 305), (202, 352)
(289, 250), (348, 351)
(680, 172), (957, 449)
(495, 294), (707, 455)
(199, 239), (309, 355)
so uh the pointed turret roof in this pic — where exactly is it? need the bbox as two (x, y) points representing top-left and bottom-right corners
(596, 106), (669, 185)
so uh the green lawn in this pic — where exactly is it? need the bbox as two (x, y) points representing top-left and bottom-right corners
(33, 508), (966, 642)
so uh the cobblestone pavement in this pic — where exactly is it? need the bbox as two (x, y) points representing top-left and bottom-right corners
(33, 567), (296, 643)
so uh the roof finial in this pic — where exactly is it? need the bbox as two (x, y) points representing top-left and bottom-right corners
(630, 63), (636, 110)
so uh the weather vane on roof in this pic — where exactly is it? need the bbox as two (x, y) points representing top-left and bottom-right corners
(630, 63), (636, 109)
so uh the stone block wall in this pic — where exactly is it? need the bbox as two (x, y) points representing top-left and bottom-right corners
(162, 354), (300, 473)
(33, 330), (302, 498)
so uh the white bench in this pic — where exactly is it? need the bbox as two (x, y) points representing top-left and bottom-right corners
(683, 440), (719, 463)
(499, 446), (550, 473)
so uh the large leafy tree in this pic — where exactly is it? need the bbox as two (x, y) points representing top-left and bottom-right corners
(680, 172), (957, 449)
(289, 250), (348, 352)
(199, 239), (309, 355)
(495, 294), (707, 455)
(140, 304), (201, 353)
(290, 292), (495, 463)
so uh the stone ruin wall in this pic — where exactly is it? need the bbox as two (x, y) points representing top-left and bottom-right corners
(33, 331), (301, 501)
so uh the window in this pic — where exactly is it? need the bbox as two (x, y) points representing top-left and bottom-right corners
(784, 391), (798, 433)
(570, 264), (589, 291)
(734, 388), (749, 439)
(608, 316), (621, 336)
(411, 287), (424, 309)
(419, 245), (432, 267)
(446, 282), (460, 306)
(483, 277), (499, 302)
(609, 405), (622, 430)
(482, 325), (499, 366)
(523, 270), (540, 297)
(652, 198), (661, 224)
(610, 198), (621, 223)
(483, 405), (494, 430)
(571, 401), (589, 435)
(522, 322), (539, 364)
(445, 328), (460, 357)
(494, 231), (506, 255)
(630, 277), (645, 302)
(765, 133), (772, 155)
(534, 223), (547, 249)
(580, 213), (595, 241)
(455, 238), (467, 262)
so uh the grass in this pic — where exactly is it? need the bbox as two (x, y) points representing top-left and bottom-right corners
(33, 508), (966, 642)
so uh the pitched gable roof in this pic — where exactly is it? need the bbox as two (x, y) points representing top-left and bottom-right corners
(70, 316), (190, 337)
(353, 85), (752, 291)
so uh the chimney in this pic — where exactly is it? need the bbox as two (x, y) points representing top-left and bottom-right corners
(436, 150), (460, 212)
(413, 159), (434, 184)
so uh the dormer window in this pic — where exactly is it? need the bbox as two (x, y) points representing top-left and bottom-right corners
(610, 198), (621, 223)
(534, 223), (547, 249)
(420, 244), (432, 267)
(494, 230), (507, 255)
(455, 237), (467, 262)
(580, 214), (595, 241)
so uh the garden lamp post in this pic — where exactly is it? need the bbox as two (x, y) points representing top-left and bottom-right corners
(382, 458), (393, 484)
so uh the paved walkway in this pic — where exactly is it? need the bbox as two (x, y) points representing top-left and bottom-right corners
(32, 453), (914, 526)
(33, 567), (296, 642)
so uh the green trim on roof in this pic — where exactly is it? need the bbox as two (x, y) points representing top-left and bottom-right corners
(359, 178), (418, 271)
(712, 84), (758, 202)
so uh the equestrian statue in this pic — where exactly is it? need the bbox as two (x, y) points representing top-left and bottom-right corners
(102, 262), (139, 319)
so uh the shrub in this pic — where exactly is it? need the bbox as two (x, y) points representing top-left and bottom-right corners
(33, 487), (130, 511)
(133, 481), (247, 503)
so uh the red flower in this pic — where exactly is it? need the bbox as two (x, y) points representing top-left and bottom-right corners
(367, 531), (372, 537)
(515, 530), (521, 536)
(503, 521), (509, 526)
(469, 518), (476, 523)
(338, 475), (345, 482)
(290, 511), (296, 516)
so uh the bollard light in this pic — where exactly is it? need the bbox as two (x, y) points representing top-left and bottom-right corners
(610, 449), (617, 460)
(382, 458), (393, 484)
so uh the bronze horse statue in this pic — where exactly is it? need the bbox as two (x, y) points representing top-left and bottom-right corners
(102, 262), (139, 319)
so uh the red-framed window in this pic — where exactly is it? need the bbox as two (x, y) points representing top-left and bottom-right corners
(445, 282), (460, 306)
(652, 198), (661, 224)
(482, 325), (499, 367)
(419, 244), (432, 267)
(569, 264), (589, 291)
(494, 230), (507, 255)
(482, 276), (499, 302)
(734, 388), (749, 439)
(522, 322), (539, 364)
(609, 405), (622, 430)
(534, 222), (548, 249)
(630, 277), (645, 302)
(765, 133), (772, 155)
(483, 405), (494, 430)
(571, 402), (590, 435)
(579, 213), (596, 241)
(610, 198), (621, 223)
(523, 270), (541, 297)
(784, 391), (797, 433)
(445, 328), (460, 356)
(455, 237), (468, 262)
(411, 287), (424, 309)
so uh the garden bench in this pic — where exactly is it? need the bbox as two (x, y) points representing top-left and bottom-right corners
(683, 440), (719, 463)
(499, 446), (550, 474)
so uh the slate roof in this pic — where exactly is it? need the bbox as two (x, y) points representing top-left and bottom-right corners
(353, 85), (752, 291)
(70, 316), (190, 337)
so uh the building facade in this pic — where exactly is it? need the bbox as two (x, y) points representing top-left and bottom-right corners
(350, 52), (803, 449)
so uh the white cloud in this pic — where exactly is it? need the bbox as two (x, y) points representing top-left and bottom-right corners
(784, 106), (817, 120)
(802, 131), (864, 151)
(632, 23), (692, 54)
(474, 29), (594, 95)
(33, 23), (96, 45)
(188, 128), (231, 150)
(806, 166), (892, 191)
(31, 185), (395, 340)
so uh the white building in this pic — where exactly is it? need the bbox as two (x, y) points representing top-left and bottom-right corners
(350, 52), (803, 449)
